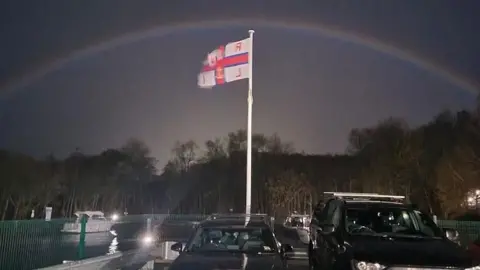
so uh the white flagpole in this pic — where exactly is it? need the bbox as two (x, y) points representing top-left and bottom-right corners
(246, 29), (254, 220)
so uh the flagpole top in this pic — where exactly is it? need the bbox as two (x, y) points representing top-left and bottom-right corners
(249, 30), (255, 34)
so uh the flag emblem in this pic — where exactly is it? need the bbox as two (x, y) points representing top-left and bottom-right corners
(198, 38), (251, 88)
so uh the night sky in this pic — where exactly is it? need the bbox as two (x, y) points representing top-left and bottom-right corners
(1, 1), (479, 167)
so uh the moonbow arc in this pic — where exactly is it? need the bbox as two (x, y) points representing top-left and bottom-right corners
(1, 19), (478, 100)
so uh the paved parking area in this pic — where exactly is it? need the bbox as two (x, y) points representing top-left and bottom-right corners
(286, 259), (309, 270)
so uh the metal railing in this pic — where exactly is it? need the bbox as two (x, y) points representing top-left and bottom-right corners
(0, 214), (479, 270)
(36, 248), (155, 270)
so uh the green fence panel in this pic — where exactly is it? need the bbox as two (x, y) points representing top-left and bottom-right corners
(0, 218), (75, 270)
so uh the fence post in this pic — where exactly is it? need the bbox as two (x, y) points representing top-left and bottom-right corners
(77, 215), (87, 260)
(147, 217), (152, 233)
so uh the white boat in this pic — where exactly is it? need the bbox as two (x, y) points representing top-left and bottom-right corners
(61, 211), (114, 233)
(284, 213), (311, 244)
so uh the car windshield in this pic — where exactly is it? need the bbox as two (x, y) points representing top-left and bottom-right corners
(345, 205), (444, 238)
(185, 227), (277, 253)
(90, 215), (106, 220)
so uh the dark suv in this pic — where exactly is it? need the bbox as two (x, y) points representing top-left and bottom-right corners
(308, 192), (477, 270)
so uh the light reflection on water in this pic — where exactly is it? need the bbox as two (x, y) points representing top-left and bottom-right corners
(108, 237), (119, 255)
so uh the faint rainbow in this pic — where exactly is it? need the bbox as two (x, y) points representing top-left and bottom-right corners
(1, 19), (478, 100)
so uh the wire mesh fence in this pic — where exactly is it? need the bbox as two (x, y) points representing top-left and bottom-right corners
(0, 218), (76, 270)
(437, 219), (480, 246)
(0, 214), (207, 270)
(0, 215), (479, 270)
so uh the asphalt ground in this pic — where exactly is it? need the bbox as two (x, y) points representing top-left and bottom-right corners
(150, 259), (308, 270)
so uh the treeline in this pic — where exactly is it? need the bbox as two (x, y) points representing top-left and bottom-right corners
(1, 108), (480, 220)
(0, 138), (158, 220)
(165, 110), (480, 220)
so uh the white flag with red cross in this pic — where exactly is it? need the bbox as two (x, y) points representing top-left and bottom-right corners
(197, 37), (251, 88)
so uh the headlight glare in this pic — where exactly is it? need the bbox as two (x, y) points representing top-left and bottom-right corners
(466, 266), (480, 270)
(140, 234), (154, 246)
(354, 261), (385, 270)
(143, 235), (153, 243)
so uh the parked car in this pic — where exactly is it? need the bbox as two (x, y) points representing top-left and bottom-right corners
(468, 238), (480, 264)
(309, 192), (477, 270)
(168, 214), (294, 270)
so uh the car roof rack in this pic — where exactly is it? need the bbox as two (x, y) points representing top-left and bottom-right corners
(323, 192), (405, 202)
(205, 213), (274, 227)
(206, 213), (270, 221)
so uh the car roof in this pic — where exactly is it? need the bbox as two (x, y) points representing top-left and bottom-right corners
(344, 201), (409, 208)
(323, 192), (406, 205)
(199, 219), (269, 229)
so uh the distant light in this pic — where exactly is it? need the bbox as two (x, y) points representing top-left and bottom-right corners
(142, 235), (153, 246)
(476, 189), (480, 196)
(468, 196), (474, 203)
(111, 214), (119, 221)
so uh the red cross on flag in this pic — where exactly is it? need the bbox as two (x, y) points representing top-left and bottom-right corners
(198, 37), (251, 88)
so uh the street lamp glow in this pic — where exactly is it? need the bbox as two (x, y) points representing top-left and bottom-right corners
(475, 189), (480, 196)
(142, 235), (153, 246)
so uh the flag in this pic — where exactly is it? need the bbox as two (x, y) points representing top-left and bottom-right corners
(198, 37), (250, 88)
